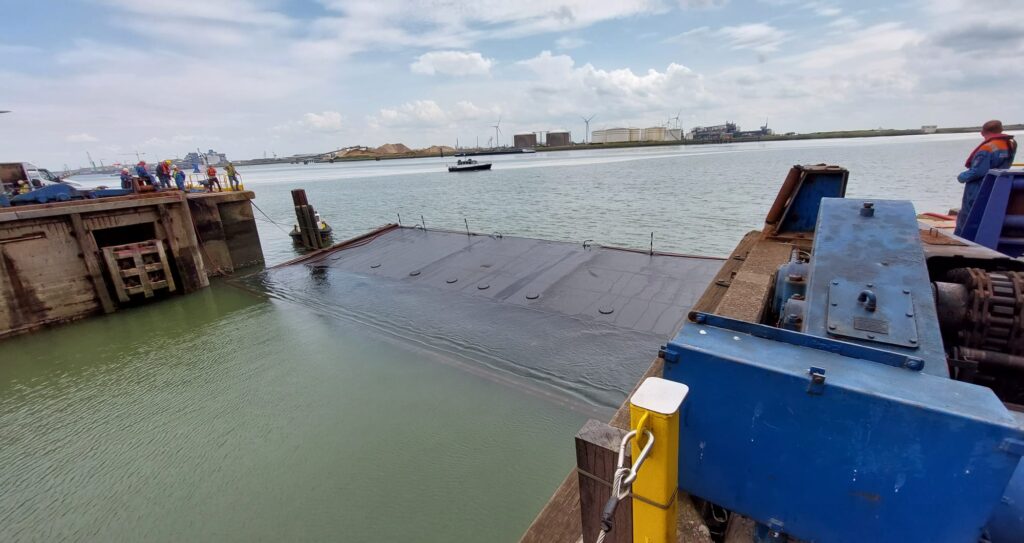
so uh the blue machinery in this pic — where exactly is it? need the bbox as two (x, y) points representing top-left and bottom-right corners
(957, 169), (1024, 257)
(661, 177), (1024, 541)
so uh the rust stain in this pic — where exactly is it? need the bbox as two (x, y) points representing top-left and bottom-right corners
(851, 490), (881, 503)
(0, 245), (48, 329)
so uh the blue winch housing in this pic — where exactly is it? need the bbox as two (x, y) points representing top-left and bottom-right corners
(662, 198), (1024, 542)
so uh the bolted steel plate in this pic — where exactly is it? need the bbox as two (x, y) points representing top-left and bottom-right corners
(826, 280), (919, 348)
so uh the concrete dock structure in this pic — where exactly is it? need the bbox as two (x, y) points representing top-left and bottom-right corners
(0, 191), (263, 339)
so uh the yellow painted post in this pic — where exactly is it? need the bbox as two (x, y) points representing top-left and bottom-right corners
(630, 377), (689, 543)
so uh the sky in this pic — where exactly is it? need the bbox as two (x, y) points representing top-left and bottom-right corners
(1, 0), (1022, 169)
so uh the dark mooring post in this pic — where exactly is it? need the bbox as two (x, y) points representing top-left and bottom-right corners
(291, 189), (321, 250)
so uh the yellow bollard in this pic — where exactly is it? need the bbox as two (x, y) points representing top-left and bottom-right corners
(630, 377), (689, 543)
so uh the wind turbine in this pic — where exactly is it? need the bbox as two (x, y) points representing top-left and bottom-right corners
(581, 114), (595, 144)
(491, 116), (502, 148)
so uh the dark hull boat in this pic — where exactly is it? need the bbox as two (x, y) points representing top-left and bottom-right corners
(448, 159), (492, 172)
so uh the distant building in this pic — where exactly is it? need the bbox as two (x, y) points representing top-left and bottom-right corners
(690, 122), (772, 141)
(546, 131), (571, 147)
(514, 133), (538, 149)
(184, 149), (228, 166)
(592, 128), (632, 144)
(922, 125), (938, 134)
(642, 127), (666, 141)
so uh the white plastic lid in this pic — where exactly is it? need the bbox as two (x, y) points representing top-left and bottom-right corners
(630, 377), (690, 415)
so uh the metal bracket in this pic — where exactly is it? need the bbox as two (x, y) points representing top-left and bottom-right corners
(685, 312), (925, 372)
(1000, 438), (1024, 456)
(807, 367), (826, 395)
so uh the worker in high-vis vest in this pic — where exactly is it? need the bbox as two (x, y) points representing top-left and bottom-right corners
(956, 119), (1018, 233)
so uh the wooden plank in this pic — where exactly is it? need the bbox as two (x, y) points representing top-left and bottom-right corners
(68, 213), (116, 314)
(155, 240), (176, 293)
(132, 250), (154, 298)
(715, 238), (794, 323)
(102, 247), (130, 303)
(576, 420), (631, 543)
(0, 194), (182, 222)
(157, 202), (197, 282)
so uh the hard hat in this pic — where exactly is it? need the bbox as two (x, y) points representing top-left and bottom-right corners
(165, 160), (172, 164)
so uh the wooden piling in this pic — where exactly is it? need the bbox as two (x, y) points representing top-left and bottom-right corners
(291, 189), (322, 250)
(576, 420), (632, 543)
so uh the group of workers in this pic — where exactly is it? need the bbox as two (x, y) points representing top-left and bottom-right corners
(119, 160), (242, 193)
(957, 119), (1018, 231)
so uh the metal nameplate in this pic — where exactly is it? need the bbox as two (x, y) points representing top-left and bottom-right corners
(826, 281), (919, 348)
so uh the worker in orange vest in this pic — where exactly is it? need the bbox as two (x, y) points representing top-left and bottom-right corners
(205, 165), (222, 192)
(956, 120), (1018, 233)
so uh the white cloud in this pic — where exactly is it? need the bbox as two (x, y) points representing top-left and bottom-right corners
(516, 51), (714, 120)
(717, 23), (789, 53)
(372, 99), (497, 129)
(296, 1), (669, 60)
(555, 36), (589, 50)
(302, 111), (344, 131)
(66, 133), (99, 143)
(411, 51), (494, 76)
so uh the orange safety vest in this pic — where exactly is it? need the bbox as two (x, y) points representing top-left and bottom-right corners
(206, 166), (217, 178)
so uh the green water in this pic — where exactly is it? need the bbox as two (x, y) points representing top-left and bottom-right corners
(0, 284), (586, 541)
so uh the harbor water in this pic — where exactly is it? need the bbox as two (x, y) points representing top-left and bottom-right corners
(2, 134), (1013, 541)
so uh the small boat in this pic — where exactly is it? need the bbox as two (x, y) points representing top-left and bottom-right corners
(448, 159), (492, 172)
(290, 214), (333, 244)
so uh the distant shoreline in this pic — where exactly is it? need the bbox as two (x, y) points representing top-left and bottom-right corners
(63, 124), (1023, 174)
(238, 124), (1023, 166)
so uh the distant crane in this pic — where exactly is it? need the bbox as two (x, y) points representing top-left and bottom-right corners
(86, 151), (97, 171)
(492, 116), (502, 148)
(581, 114), (595, 144)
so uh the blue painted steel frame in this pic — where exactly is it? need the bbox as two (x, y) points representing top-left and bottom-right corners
(804, 199), (948, 377)
(662, 313), (1024, 543)
(958, 170), (1024, 257)
(776, 170), (847, 234)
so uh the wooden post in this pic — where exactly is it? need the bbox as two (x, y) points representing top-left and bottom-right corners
(576, 419), (632, 543)
(291, 190), (315, 249)
(68, 213), (116, 314)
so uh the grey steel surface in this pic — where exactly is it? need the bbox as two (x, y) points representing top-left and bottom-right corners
(250, 227), (722, 410)
(304, 227), (722, 337)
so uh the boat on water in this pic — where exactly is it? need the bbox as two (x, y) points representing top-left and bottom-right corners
(448, 159), (492, 172)
(290, 212), (333, 244)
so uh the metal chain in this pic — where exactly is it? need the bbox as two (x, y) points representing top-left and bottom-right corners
(594, 428), (654, 542)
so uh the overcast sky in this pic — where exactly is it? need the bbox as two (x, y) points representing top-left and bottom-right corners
(1, 0), (1021, 168)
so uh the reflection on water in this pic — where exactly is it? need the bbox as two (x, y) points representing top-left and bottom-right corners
(0, 285), (587, 541)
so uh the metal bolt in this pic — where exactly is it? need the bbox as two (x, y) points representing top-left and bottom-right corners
(831, 302), (837, 307)
(832, 280), (839, 285)
(903, 289), (910, 294)
(828, 324), (837, 330)
(906, 312), (914, 317)
(909, 339), (918, 344)
(866, 283), (874, 288)
(867, 334), (875, 339)
(695, 314), (707, 324)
